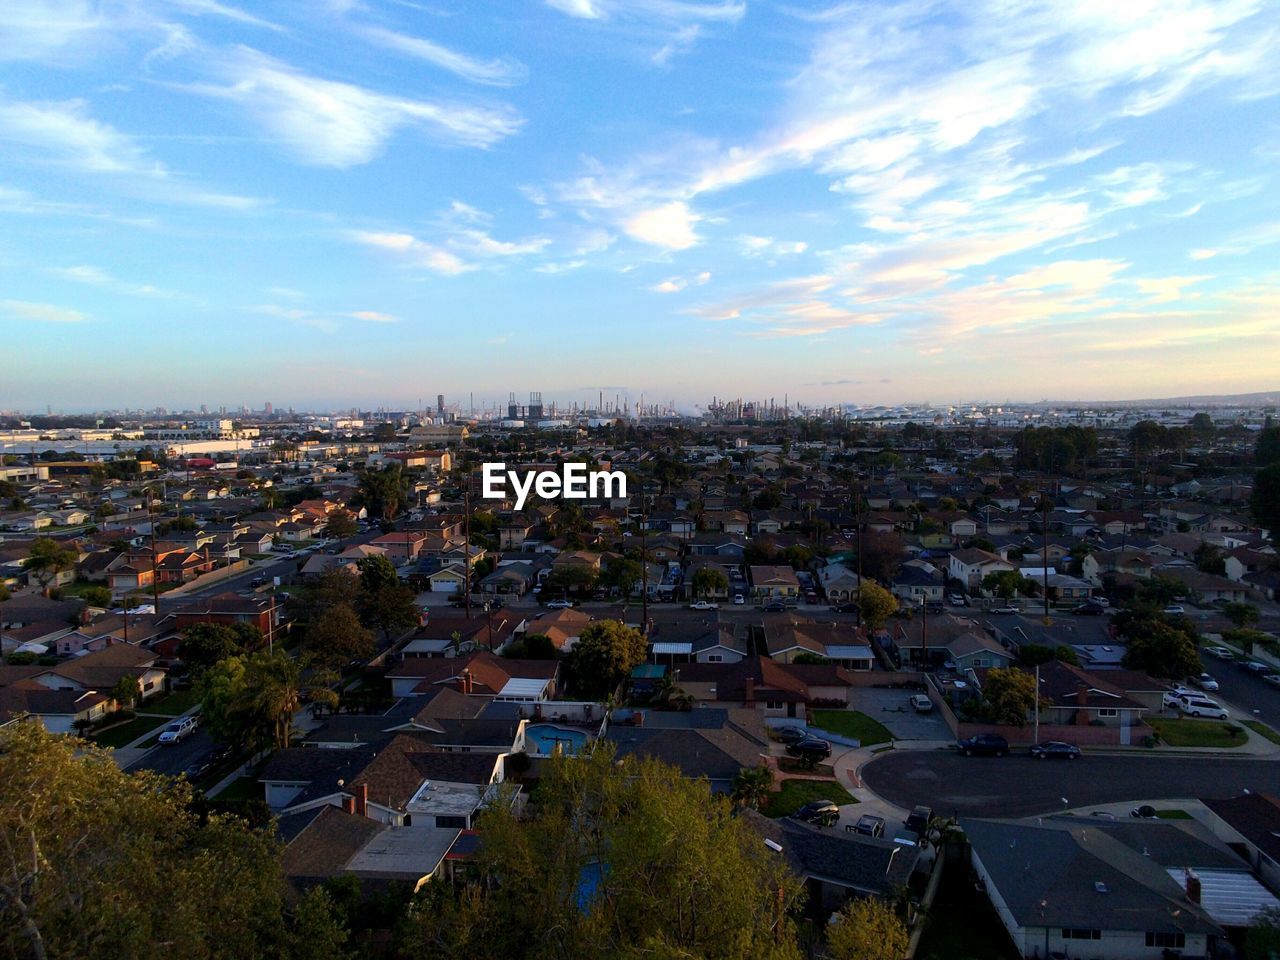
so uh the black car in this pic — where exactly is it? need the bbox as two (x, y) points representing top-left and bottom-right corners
(792, 800), (840, 826)
(761, 600), (788, 612)
(182, 750), (218, 781)
(831, 603), (860, 614)
(850, 814), (885, 837)
(1071, 603), (1105, 616)
(775, 725), (810, 744)
(1029, 740), (1081, 760)
(786, 737), (832, 759)
(956, 734), (1009, 757)
(904, 805), (933, 835)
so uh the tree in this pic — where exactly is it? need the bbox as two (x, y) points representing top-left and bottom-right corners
(199, 651), (311, 752)
(111, 675), (141, 709)
(1253, 464), (1280, 534)
(983, 569), (1030, 599)
(179, 622), (260, 675)
(566, 620), (648, 698)
(503, 632), (557, 659)
(980, 668), (1039, 726)
(1256, 423), (1280, 468)
(0, 723), (292, 960)
(304, 603), (374, 670)
(860, 531), (906, 583)
(356, 555), (420, 640)
(1247, 905), (1280, 960)
(1121, 620), (1201, 680)
(1224, 602), (1260, 630)
(691, 566), (729, 599)
(402, 746), (805, 960)
(24, 537), (78, 595)
(1128, 419), (1168, 458)
(323, 512), (357, 540)
(600, 558), (643, 597)
(356, 464), (407, 526)
(825, 896), (909, 960)
(857, 581), (899, 632)
(82, 585), (112, 608)
(541, 565), (598, 599)
(731, 764), (773, 811)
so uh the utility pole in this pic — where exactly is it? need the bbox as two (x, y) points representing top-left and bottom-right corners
(464, 470), (472, 621)
(1033, 662), (1041, 745)
(1041, 486), (1052, 625)
(147, 487), (160, 613)
(640, 480), (648, 631)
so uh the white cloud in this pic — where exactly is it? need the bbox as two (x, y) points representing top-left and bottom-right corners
(737, 235), (808, 258)
(347, 310), (399, 323)
(190, 48), (522, 167)
(625, 201), (700, 249)
(359, 25), (526, 86)
(653, 277), (685, 293)
(1, 299), (88, 323)
(47, 264), (173, 297)
(164, 0), (282, 31)
(350, 230), (474, 275)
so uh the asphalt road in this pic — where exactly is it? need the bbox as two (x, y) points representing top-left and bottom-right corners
(1202, 653), (1280, 727)
(862, 749), (1280, 818)
(127, 728), (216, 777)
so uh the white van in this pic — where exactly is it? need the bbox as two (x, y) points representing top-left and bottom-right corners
(1179, 697), (1228, 720)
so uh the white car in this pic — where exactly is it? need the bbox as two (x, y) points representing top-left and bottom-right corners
(1263, 674), (1280, 688)
(158, 715), (198, 744)
(688, 601), (719, 610)
(1179, 697), (1228, 720)
(1163, 604), (1185, 615)
(732, 594), (745, 605)
(1204, 646), (1235, 659)
(1196, 673), (1219, 692)
(545, 599), (574, 609)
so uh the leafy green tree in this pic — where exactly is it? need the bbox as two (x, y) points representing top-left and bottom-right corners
(179, 622), (260, 675)
(502, 633), (557, 659)
(1253, 464), (1280, 534)
(983, 569), (1030, 599)
(566, 620), (648, 698)
(323, 512), (357, 540)
(1224, 602), (1260, 629)
(1121, 619), (1201, 680)
(357, 555), (420, 639)
(199, 652), (319, 752)
(691, 566), (729, 599)
(541, 565), (599, 599)
(1256, 423), (1280, 468)
(111, 675), (141, 709)
(403, 746), (805, 960)
(0, 723), (291, 960)
(25, 536), (78, 595)
(825, 896), (909, 960)
(857, 581), (899, 632)
(82, 585), (112, 608)
(731, 764), (773, 811)
(304, 603), (374, 670)
(356, 464), (407, 526)
(600, 558), (643, 597)
(1129, 419), (1169, 457)
(979, 668), (1039, 726)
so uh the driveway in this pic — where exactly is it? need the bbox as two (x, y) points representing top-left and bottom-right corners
(849, 687), (953, 741)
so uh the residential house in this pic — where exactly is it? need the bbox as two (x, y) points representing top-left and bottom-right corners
(949, 548), (1015, 590)
(750, 565), (800, 599)
(604, 707), (768, 793)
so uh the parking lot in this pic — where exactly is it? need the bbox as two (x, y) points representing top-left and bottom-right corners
(848, 687), (953, 741)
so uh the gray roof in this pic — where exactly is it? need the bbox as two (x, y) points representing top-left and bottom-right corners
(743, 811), (918, 897)
(963, 818), (1223, 937)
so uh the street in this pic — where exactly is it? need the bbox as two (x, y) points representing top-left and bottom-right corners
(862, 748), (1280, 818)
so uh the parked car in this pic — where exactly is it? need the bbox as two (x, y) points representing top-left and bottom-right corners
(183, 750), (218, 781)
(1162, 691), (1185, 710)
(1204, 646), (1236, 659)
(158, 715), (198, 745)
(1196, 673), (1219, 692)
(904, 805), (933, 836)
(733, 594), (745, 605)
(1071, 603), (1106, 616)
(761, 600), (788, 612)
(990, 605), (1019, 615)
(1243, 661), (1271, 675)
(1029, 740), (1081, 760)
(1163, 604), (1186, 615)
(948, 594), (967, 606)
(956, 734), (1009, 757)
(250, 576), (267, 588)
(774, 725), (810, 744)
(909, 694), (933, 713)
(1263, 674), (1280, 688)
(688, 600), (719, 610)
(792, 800), (840, 826)
(1179, 697), (1229, 719)
(786, 737), (832, 760)
(831, 603), (860, 614)
(850, 814), (885, 838)
(545, 599), (574, 609)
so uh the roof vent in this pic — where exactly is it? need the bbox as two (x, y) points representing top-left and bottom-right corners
(1094, 882), (1109, 894)
(764, 838), (783, 853)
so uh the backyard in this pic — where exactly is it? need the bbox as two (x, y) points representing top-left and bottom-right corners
(811, 710), (893, 746)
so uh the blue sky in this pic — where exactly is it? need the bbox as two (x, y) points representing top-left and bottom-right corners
(3, 0), (1279, 413)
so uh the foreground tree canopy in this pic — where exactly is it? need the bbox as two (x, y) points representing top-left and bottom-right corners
(0, 723), (339, 960)
(405, 746), (807, 960)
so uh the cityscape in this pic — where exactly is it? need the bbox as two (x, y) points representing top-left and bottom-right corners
(6, 1), (1280, 960)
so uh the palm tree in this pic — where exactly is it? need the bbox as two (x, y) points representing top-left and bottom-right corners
(234, 652), (302, 751)
(731, 765), (774, 811)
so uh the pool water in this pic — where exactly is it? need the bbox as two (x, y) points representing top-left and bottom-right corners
(525, 723), (588, 756)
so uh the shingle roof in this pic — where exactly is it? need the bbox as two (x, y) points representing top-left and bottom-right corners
(742, 811), (917, 897)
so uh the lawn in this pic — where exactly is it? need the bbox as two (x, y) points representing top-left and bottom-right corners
(1147, 717), (1246, 748)
(145, 689), (200, 716)
(210, 777), (262, 802)
(764, 778), (855, 819)
(1245, 720), (1280, 745)
(811, 710), (893, 746)
(90, 716), (165, 749)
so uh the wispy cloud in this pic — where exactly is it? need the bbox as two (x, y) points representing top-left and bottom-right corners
(350, 230), (475, 275)
(47, 264), (175, 298)
(1, 299), (88, 323)
(251, 303), (400, 330)
(188, 47), (522, 167)
(625, 201), (700, 249)
(358, 25), (526, 86)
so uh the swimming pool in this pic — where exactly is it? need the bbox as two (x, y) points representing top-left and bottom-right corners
(525, 723), (589, 756)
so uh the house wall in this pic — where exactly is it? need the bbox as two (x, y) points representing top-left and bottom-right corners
(929, 684), (1151, 746)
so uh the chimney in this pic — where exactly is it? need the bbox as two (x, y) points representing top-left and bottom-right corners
(355, 782), (368, 818)
(1185, 868), (1201, 904)
(1075, 682), (1089, 725)
(341, 795), (356, 815)
(744, 677), (755, 704)
(460, 669), (473, 696)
